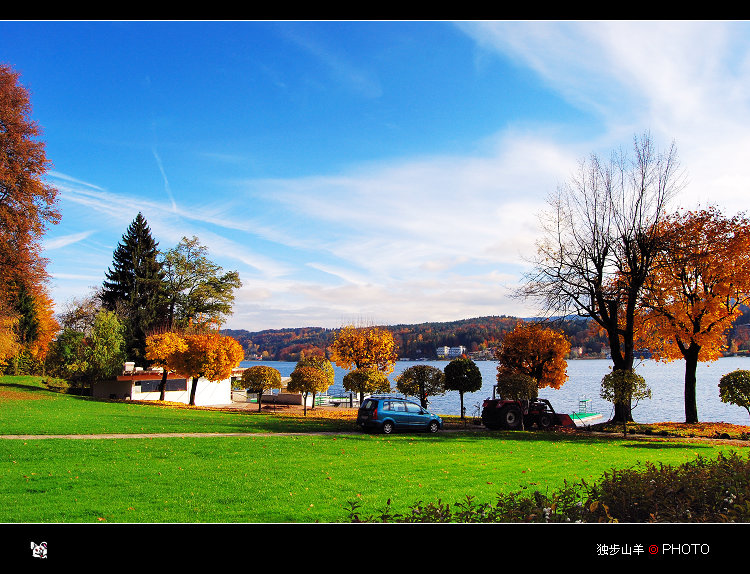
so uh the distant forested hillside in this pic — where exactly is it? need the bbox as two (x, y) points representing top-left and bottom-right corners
(222, 315), (610, 362)
(221, 326), (334, 362)
(225, 306), (750, 362)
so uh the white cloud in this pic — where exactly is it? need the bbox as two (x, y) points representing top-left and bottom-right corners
(43, 230), (95, 250)
(458, 20), (750, 214)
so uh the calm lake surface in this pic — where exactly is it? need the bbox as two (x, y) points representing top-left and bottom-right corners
(240, 356), (750, 425)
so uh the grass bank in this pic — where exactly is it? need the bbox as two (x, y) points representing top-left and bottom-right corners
(0, 375), (358, 435)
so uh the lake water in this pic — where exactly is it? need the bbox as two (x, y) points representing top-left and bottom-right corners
(239, 356), (750, 425)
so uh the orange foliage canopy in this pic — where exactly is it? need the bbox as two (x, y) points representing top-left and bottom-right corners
(495, 321), (570, 391)
(169, 332), (244, 382)
(24, 287), (58, 361)
(0, 304), (19, 362)
(638, 206), (750, 362)
(145, 332), (189, 370)
(329, 325), (398, 374)
(147, 330), (243, 405)
(0, 64), (60, 365)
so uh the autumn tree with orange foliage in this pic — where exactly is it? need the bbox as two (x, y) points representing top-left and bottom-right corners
(330, 324), (398, 372)
(638, 206), (750, 423)
(329, 324), (398, 404)
(0, 302), (19, 364)
(145, 332), (188, 401)
(495, 322), (570, 399)
(161, 331), (244, 406)
(0, 64), (60, 373)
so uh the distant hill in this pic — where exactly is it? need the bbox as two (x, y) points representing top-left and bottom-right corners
(222, 315), (607, 362)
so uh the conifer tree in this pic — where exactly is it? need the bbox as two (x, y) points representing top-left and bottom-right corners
(101, 213), (167, 363)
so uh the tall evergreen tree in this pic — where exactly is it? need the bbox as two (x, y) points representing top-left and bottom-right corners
(101, 213), (167, 363)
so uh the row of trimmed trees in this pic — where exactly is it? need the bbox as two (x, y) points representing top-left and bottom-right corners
(235, 321), (580, 421)
(236, 324), (486, 418)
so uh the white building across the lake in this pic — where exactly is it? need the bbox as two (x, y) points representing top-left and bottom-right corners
(436, 346), (467, 359)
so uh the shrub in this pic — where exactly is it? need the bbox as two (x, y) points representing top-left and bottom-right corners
(719, 369), (750, 423)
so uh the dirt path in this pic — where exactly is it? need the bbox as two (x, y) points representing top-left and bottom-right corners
(0, 432), (352, 439)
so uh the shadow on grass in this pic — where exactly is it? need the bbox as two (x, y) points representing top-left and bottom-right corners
(0, 382), (54, 393)
(619, 441), (717, 449)
(350, 428), (734, 450)
(347, 429), (602, 446)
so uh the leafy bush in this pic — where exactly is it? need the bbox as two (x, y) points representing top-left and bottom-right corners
(719, 369), (750, 423)
(42, 377), (71, 393)
(345, 451), (750, 523)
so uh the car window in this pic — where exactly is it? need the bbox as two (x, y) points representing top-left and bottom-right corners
(361, 399), (376, 411)
(405, 402), (422, 413)
(382, 400), (392, 411)
(391, 401), (406, 412)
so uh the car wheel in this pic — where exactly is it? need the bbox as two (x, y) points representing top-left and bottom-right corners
(428, 420), (439, 433)
(382, 421), (394, 434)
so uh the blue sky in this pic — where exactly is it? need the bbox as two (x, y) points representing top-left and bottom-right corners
(2, 20), (750, 331)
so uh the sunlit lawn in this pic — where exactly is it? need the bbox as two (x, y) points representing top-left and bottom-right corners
(2, 375), (748, 523)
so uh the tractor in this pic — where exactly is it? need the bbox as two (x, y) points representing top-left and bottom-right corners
(481, 385), (575, 430)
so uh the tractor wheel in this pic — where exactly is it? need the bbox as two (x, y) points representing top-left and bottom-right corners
(499, 405), (523, 430)
(482, 418), (500, 430)
(481, 409), (499, 430)
(537, 412), (554, 430)
(382, 421), (394, 435)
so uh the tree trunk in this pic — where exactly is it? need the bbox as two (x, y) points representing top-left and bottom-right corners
(303, 392), (308, 416)
(257, 390), (263, 412)
(159, 370), (168, 401)
(459, 391), (465, 421)
(610, 354), (634, 423)
(189, 376), (198, 406)
(683, 344), (700, 424)
(613, 402), (633, 423)
(606, 312), (634, 423)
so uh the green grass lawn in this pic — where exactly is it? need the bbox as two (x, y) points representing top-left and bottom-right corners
(2, 375), (748, 523)
(0, 376), (357, 435)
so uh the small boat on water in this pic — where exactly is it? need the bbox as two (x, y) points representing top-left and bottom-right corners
(570, 411), (603, 427)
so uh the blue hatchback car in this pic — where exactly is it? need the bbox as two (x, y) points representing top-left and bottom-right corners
(357, 396), (443, 434)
